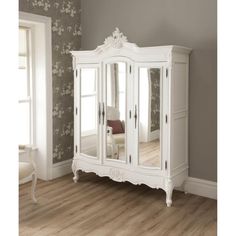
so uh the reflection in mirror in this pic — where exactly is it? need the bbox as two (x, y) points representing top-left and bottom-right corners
(139, 68), (161, 167)
(80, 68), (98, 158)
(106, 62), (126, 161)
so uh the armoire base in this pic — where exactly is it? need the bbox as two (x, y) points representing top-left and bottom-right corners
(72, 159), (188, 207)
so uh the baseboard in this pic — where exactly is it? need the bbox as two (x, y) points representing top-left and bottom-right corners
(183, 177), (217, 200)
(19, 176), (32, 185)
(148, 130), (160, 141)
(52, 160), (72, 179)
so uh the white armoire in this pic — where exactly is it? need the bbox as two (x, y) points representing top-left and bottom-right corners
(71, 28), (191, 207)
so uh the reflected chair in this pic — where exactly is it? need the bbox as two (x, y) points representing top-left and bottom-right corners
(106, 106), (125, 159)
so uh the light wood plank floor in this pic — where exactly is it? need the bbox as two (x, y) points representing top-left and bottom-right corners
(107, 140), (160, 167)
(20, 173), (217, 236)
(139, 139), (160, 167)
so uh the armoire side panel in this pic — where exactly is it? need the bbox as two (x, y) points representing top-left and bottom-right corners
(170, 60), (189, 175)
(172, 62), (188, 113)
(171, 115), (188, 171)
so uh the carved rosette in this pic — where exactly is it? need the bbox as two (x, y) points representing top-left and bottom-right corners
(109, 168), (124, 182)
(96, 28), (128, 52)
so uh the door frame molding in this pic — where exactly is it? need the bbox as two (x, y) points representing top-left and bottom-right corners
(19, 11), (53, 180)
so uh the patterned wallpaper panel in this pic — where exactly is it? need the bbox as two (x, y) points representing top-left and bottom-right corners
(19, 0), (81, 163)
(150, 68), (160, 132)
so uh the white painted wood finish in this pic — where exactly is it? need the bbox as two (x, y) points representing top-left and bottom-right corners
(71, 28), (191, 207)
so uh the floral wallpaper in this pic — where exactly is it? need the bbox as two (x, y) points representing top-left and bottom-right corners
(149, 68), (160, 132)
(19, 0), (81, 163)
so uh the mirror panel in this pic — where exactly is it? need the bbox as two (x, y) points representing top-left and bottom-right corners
(138, 68), (161, 167)
(106, 62), (127, 161)
(80, 68), (98, 158)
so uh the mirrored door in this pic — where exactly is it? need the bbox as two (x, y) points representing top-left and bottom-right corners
(105, 62), (127, 162)
(138, 67), (162, 168)
(80, 68), (99, 158)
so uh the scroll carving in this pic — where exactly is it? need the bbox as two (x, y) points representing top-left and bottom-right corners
(109, 168), (124, 182)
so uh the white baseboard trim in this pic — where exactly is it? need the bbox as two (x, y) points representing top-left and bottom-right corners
(148, 130), (160, 141)
(183, 177), (217, 200)
(52, 159), (72, 179)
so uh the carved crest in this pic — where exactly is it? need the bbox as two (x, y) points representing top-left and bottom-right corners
(104, 28), (128, 47)
(95, 28), (129, 52)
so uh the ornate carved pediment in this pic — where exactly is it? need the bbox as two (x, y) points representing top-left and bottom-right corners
(104, 28), (128, 47)
(95, 28), (131, 53)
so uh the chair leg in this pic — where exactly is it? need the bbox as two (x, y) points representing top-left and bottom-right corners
(111, 145), (114, 159)
(32, 173), (37, 203)
(117, 145), (119, 159)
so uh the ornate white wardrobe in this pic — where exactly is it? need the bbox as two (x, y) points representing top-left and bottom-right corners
(71, 28), (191, 207)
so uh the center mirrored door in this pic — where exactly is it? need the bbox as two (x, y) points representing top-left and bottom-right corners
(138, 67), (162, 168)
(105, 62), (127, 162)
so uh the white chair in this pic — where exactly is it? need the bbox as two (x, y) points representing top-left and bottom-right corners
(107, 126), (125, 159)
(19, 145), (37, 203)
(106, 106), (125, 159)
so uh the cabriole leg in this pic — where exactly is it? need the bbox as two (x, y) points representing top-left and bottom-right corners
(184, 180), (188, 194)
(165, 180), (174, 207)
(72, 161), (79, 183)
(73, 170), (80, 183)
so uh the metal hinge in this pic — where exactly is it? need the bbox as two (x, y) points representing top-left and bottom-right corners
(75, 107), (78, 115)
(129, 65), (131, 74)
(75, 145), (78, 153)
(129, 110), (132, 119)
(129, 155), (132, 163)
(165, 114), (168, 123)
(165, 161), (167, 170)
(166, 68), (168, 78)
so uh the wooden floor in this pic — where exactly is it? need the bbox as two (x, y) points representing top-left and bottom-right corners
(139, 139), (160, 167)
(19, 173), (217, 236)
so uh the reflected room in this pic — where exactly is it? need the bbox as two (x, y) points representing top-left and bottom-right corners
(106, 62), (126, 161)
(139, 68), (161, 167)
(80, 68), (98, 158)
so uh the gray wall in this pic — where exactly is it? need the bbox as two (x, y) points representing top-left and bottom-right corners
(19, 0), (81, 163)
(81, 0), (217, 181)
